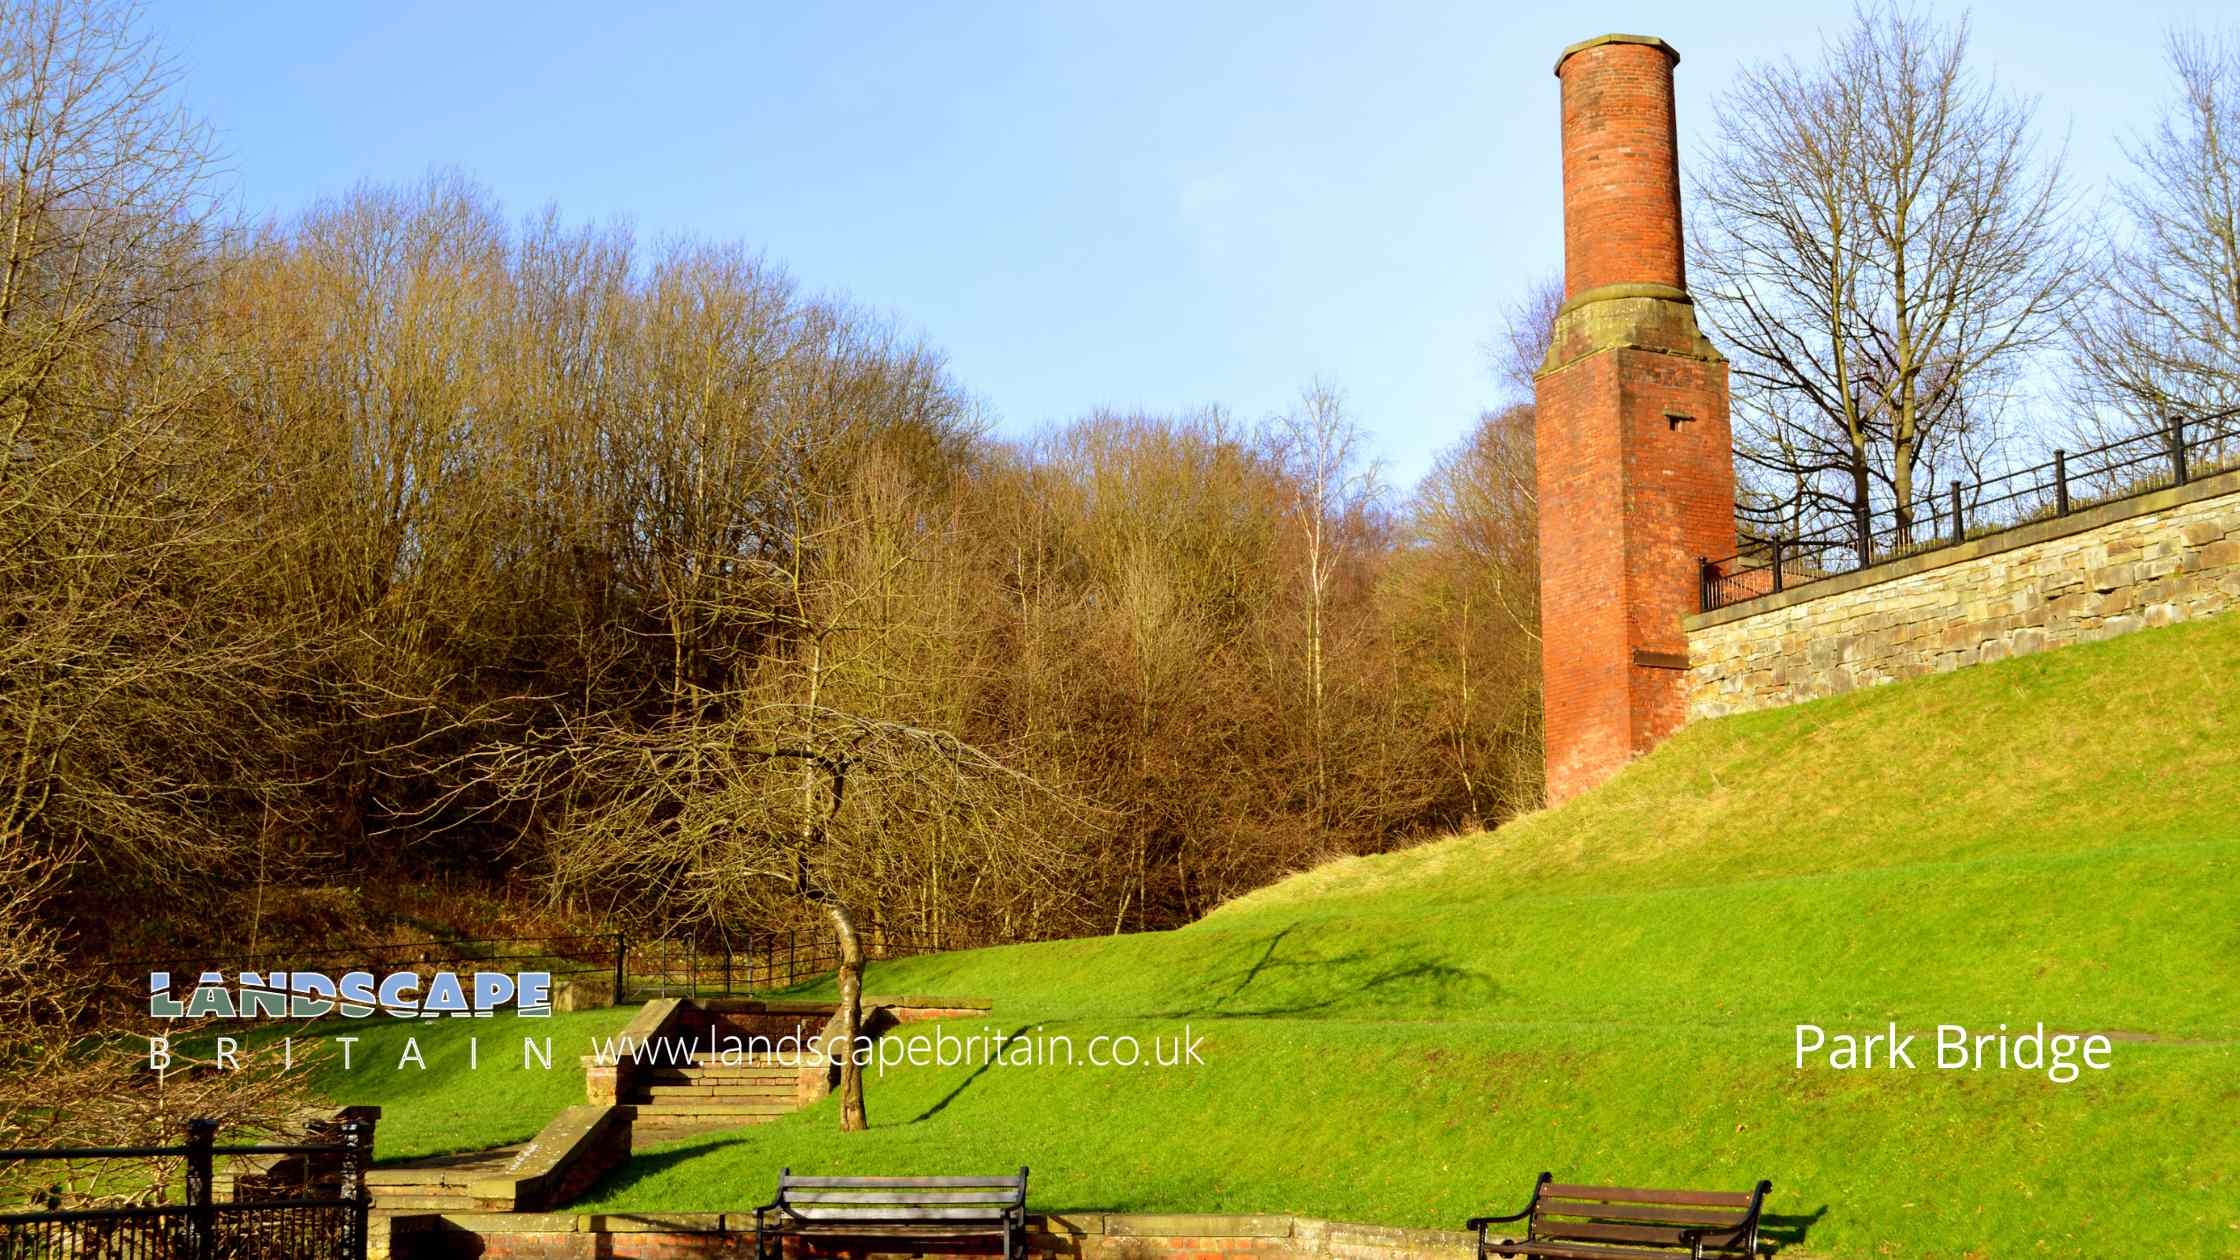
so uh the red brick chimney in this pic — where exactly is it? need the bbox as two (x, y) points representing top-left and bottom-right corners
(1535, 34), (1736, 805)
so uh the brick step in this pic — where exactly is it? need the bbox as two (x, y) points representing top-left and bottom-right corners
(647, 1053), (804, 1067)
(640, 1067), (797, 1080)
(631, 1094), (797, 1112)
(640, 1084), (795, 1099)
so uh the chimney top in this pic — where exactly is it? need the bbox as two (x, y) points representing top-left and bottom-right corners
(1553, 33), (1679, 77)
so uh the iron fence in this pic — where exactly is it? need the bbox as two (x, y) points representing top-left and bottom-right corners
(1702, 410), (2240, 612)
(626, 927), (952, 998)
(0, 1119), (367, 1260)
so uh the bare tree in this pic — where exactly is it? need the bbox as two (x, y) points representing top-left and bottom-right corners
(480, 703), (1083, 1132)
(1486, 273), (1563, 403)
(1401, 405), (1541, 823)
(2069, 26), (2240, 451)
(1692, 4), (2086, 545)
(1268, 384), (1380, 831)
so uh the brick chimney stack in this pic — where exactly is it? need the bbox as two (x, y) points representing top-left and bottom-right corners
(1534, 34), (1736, 805)
(1558, 35), (1687, 299)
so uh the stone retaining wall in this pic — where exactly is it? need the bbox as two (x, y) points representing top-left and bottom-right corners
(1685, 470), (2240, 718)
(379, 1211), (1476, 1260)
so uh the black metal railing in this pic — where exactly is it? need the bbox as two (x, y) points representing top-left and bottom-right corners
(1703, 410), (2240, 612)
(626, 927), (953, 998)
(0, 1119), (368, 1260)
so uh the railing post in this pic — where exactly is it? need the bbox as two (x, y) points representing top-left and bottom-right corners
(2054, 449), (2069, 516)
(1854, 502), (1872, 567)
(1950, 480), (1964, 545)
(340, 1117), (368, 1260)
(2171, 414), (2189, 485)
(723, 944), (732, 995)
(184, 1117), (217, 1260)
(1770, 539), (1785, 594)
(1699, 556), (1714, 612)
(613, 930), (625, 1006)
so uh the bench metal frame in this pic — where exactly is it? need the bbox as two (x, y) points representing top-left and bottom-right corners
(753, 1167), (1029, 1260)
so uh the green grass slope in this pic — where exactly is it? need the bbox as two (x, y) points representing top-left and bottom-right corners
(442, 616), (2240, 1254)
(204, 1006), (637, 1162)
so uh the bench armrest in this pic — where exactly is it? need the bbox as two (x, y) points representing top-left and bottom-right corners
(1676, 1179), (1773, 1257)
(758, 1166), (791, 1225)
(1465, 1173), (1549, 1243)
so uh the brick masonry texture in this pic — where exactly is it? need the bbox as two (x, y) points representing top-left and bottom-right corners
(1557, 37), (1685, 299)
(1685, 474), (2240, 718)
(1536, 33), (1735, 805)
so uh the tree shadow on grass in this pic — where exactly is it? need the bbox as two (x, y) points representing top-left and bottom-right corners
(907, 1024), (1036, 1124)
(1146, 927), (1503, 1019)
(573, 1129), (743, 1201)
(878, 933), (1499, 1121)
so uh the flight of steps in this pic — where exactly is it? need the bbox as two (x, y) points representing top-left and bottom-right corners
(627, 1054), (806, 1147)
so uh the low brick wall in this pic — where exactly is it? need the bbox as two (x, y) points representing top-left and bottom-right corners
(1685, 470), (2240, 718)
(380, 1211), (1474, 1260)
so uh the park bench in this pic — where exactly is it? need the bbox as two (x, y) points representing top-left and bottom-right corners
(1466, 1172), (1773, 1260)
(753, 1166), (1029, 1260)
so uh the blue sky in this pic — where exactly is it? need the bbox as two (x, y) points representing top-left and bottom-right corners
(150, 0), (2224, 489)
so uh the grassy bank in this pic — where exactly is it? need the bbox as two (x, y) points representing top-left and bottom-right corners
(228, 1006), (636, 1162)
(560, 613), (2239, 1257)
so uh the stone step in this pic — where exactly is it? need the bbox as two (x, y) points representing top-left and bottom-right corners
(365, 1191), (477, 1211)
(365, 1174), (479, 1190)
(640, 1084), (795, 1099)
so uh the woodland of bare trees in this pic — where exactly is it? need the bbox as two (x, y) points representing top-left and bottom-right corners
(0, 0), (1550, 1145)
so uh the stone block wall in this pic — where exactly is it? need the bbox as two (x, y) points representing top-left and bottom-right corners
(381, 1211), (1476, 1260)
(1685, 471), (2240, 718)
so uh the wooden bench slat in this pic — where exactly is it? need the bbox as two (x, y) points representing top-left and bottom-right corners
(780, 1174), (1022, 1189)
(1486, 1241), (1688, 1260)
(1536, 1200), (1745, 1228)
(785, 1190), (1021, 1205)
(1541, 1184), (1751, 1208)
(1533, 1221), (1695, 1248)
(787, 1208), (1016, 1223)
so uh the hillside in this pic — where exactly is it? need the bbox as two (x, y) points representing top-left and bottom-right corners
(385, 613), (2239, 1255)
